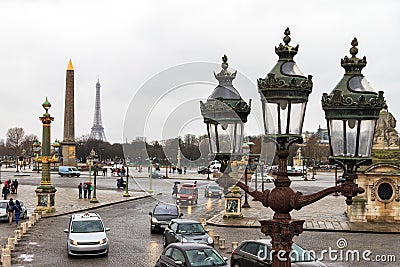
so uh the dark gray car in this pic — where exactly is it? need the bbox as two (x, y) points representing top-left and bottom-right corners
(231, 239), (327, 267)
(155, 243), (229, 267)
(162, 219), (214, 248)
(149, 202), (182, 234)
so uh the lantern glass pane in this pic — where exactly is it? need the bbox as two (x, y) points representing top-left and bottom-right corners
(208, 123), (218, 154)
(263, 100), (306, 135)
(358, 119), (376, 157)
(345, 119), (358, 156)
(329, 119), (344, 156)
(349, 76), (375, 92)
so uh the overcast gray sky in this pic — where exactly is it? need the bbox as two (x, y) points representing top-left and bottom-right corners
(1, 0), (399, 144)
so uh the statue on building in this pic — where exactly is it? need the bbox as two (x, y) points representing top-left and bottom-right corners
(373, 104), (399, 149)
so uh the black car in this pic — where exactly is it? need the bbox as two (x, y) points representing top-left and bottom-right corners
(149, 203), (182, 234)
(163, 219), (214, 247)
(231, 239), (327, 267)
(155, 243), (229, 267)
(198, 166), (211, 174)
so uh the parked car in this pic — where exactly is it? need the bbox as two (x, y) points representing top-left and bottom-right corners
(0, 200), (28, 222)
(198, 166), (211, 174)
(149, 202), (182, 234)
(176, 184), (198, 205)
(58, 166), (81, 177)
(204, 184), (223, 198)
(64, 212), (110, 257)
(156, 242), (229, 267)
(162, 219), (214, 248)
(231, 239), (327, 267)
(209, 160), (221, 170)
(150, 171), (165, 179)
(251, 173), (274, 183)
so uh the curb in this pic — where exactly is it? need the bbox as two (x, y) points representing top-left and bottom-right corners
(206, 212), (400, 234)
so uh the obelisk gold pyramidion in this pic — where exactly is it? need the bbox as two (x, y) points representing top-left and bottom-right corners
(61, 59), (77, 166)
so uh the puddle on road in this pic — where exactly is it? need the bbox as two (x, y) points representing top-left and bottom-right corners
(18, 254), (34, 262)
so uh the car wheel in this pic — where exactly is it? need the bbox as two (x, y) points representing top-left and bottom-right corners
(61, 174), (64, 177)
(162, 235), (168, 248)
(232, 261), (241, 267)
(77, 174), (80, 177)
(22, 211), (27, 220)
(150, 226), (155, 234)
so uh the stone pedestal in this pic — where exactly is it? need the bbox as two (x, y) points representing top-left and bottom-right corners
(35, 186), (57, 213)
(223, 185), (243, 218)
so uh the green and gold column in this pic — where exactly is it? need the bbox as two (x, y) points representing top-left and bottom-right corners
(35, 98), (57, 213)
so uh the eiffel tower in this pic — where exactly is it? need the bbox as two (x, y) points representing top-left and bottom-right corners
(89, 79), (106, 141)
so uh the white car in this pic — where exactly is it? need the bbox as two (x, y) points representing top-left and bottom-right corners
(64, 212), (110, 257)
(251, 173), (274, 183)
(209, 160), (221, 170)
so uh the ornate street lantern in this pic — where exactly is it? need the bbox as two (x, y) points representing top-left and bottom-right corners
(322, 38), (385, 204)
(258, 28), (313, 149)
(200, 55), (251, 188)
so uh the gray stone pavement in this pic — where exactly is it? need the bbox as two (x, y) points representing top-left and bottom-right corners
(207, 195), (400, 233)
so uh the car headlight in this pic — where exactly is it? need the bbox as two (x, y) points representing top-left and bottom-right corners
(188, 196), (192, 199)
(207, 237), (214, 244)
(69, 239), (78, 246)
(177, 195), (181, 198)
(99, 238), (107, 245)
(219, 191), (222, 194)
(151, 217), (158, 224)
(208, 191), (212, 194)
(182, 237), (188, 242)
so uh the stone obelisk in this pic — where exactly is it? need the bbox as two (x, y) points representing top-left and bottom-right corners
(61, 60), (77, 166)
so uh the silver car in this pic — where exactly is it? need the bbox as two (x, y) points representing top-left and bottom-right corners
(64, 212), (110, 257)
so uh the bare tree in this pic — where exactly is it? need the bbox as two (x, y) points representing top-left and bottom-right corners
(6, 127), (25, 156)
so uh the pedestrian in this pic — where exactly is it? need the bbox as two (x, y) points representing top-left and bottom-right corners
(13, 179), (18, 194)
(83, 183), (88, 199)
(13, 200), (22, 226)
(88, 183), (92, 199)
(172, 183), (178, 196)
(4, 179), (9, 189)
(78, 183), (83, 199)
(2, 186), (9, 200)
(184, 166), (187, 175)
(7, 198), (15, 225)
(102, 167), (107, 176)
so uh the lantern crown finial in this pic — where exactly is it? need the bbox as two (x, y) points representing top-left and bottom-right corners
(275, 27), (299, 61)
(214, 54), (237, 86)
(341, 38), (367, 74)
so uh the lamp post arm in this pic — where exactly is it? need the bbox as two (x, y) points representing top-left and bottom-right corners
(236, 181), (270, 208)
(291, 182), (365, 210)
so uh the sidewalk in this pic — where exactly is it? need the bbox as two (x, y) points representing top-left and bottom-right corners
(207, 195), (400, 234)
(7, 183), (151, 218)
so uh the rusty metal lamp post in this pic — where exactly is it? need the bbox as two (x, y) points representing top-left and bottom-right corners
(200, 55), (251, 218)
(235, 29), (385, 267)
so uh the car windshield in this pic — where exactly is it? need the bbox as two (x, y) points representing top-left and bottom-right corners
(0, 202), (7, 208)
(154, 205), (178, 216)
(179, 189), (194, 195)
(208, 186), (220, 191)
(290, 243), (315, 262)
(186, 248), (225, 266)
(71, 220), (104, 233)
(177, 223), (205, 234)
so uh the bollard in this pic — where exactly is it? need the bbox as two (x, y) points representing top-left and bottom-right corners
(35, 212), (41, 220)
(207, 228), (214, 238)
(232, 241), (239, 251)
(213, 235), (220, 248)
(219, 239), (226, 250)
(199, 218), (206, 226)
(14, 229), (22, 239)
(2, 246), (11, 263)
(21, 222), (27, 234)
(2, 254), (11, 267)
(27, 220), (32, 228)
(8, 238), (16, 250)
(29, 216), (35, 225)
